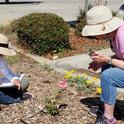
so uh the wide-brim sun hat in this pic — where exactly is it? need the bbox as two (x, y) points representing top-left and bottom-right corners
(0, 34), (16, 56)
(82, 6), (124, 36)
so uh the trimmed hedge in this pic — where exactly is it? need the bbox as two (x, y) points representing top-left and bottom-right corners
(12, 13), (70, 55)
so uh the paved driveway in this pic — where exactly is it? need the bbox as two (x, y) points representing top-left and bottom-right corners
(0, 0), (123, 24)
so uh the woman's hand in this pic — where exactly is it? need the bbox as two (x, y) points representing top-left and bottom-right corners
(88, 61), (102, 71)
(88, 53), (111, 71)
(12, 79), (21, 90)
(90, 54), (111, 63)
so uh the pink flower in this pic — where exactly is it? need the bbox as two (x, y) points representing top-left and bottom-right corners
(58, 80), (68, 90)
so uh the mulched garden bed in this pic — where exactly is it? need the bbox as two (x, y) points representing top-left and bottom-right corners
(0, 54), (124, 124)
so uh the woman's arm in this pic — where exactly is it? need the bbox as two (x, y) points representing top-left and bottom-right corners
(91, 54), (124, 70)
(0, 57), (16, 81)
(0, 57), (21, 89)
(110, 54), (124, 69)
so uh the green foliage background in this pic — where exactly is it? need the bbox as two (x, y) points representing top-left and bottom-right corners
(12, 13), (70, 55)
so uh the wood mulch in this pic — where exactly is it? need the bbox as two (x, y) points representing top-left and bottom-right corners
(0, 54), (124, 124)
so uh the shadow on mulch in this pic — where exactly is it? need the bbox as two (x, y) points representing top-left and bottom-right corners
(80, 96), (124, 120)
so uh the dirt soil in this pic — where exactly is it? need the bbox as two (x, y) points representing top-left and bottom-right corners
(0, 54), (124, 124)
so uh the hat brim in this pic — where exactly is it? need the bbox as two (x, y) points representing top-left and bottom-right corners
(82, 17), (124, 36)
(0, 47), (16, 56)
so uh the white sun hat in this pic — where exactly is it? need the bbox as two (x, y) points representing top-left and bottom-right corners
(82, 6), (124, 36)
(0, 34), (16, 56)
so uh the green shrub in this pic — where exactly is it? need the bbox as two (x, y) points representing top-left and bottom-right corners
(75, 9), (86, 36)
(75, 5), (92, 36)
(12, 13), (70, 55)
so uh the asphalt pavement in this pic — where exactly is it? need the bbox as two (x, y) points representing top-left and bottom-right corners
(0, 0), (123, 24)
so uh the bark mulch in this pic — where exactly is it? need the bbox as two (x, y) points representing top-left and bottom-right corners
(0, 54), (124, 124)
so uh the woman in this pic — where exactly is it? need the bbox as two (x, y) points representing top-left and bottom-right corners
(0, 34), (29, 103)
(82, 6), (124, 124)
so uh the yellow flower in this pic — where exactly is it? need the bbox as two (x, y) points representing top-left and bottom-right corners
(64, 75), (72, 79)
(92, 77), (97, 81)
(92, 77), (99, 83)
(82, 73), (88, 78)
(96, 87), (102, 94)
(76, 74), (81, 78)
(70, 70), (76, 73)
(85, 79), (93, 84)
(64, 70), (76, 79)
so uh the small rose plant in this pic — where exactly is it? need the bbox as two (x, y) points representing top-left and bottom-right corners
(58, 80), (68, 90)
(59, 69), (101, 94)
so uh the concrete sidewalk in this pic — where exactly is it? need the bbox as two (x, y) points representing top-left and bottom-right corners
(0, 0), (123, 24)
(48, 48), (114, 74)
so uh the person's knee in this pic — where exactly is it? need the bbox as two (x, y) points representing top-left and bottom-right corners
(20, 78), (29, 92)
(101, 69), (110, 81)
(101, 68), (118, 87)
(100, 69), (113, 87)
